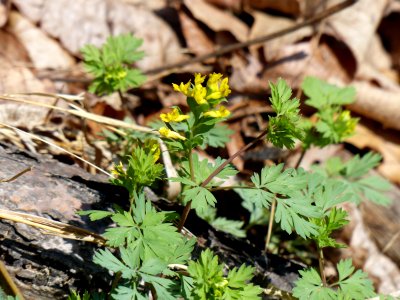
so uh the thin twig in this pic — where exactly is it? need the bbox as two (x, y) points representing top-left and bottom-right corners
(295, 148), (307, 169)
(318, 246), (327, 286)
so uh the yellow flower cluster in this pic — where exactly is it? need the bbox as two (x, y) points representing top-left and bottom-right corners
(158, 127), (186, 140)
(204, 106), (230, 118)
(172, 73), (231, 107)
(160, 108), (189, 123)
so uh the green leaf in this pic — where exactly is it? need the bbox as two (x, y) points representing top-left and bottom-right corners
(293, 268), (337, 300)
(188, 249), (224, 300)
(293, 259), (376, 300)
(344, 152), (382, 178)
(267, 79), (303, 149)
(93, 248), (136, 279)
(112, 283), (147, 300)
(211, 217), (246, 238)
(110, 146), (164, 196)
(317, 153), (392, 206)
(313, 180), (349, 212)
(302, 76), (356, 110)
(312, 207), (349, 248)
(76, 210), (113, 221)
(179, 153), (238, 187)
(227, 264), (255, 288)
(336, 259), (376, 299)
(80, 33), (146, 95)
(275, 195), (321, 239)
(183, 186), (217, 214)
(200, 124), (234, 148)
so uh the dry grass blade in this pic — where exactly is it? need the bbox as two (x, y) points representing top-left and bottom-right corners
(0, 166), (32, 183)
(7, 92), (85, 102)
(0, 93), (181, 199)
(0, 260), (25, 300)
(0, 94), (156, 133)
(0, 122), (112, 177)
(0, 208), (106, 245)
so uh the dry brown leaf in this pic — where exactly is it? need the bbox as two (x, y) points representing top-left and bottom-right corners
(14, 0), (186, 71)
(184, 0), (249, 42)
(230, 53), (265, 92)
(178, 10), (215, 57)
(248, 11), (312, 59)
(205, 0), (242, 11)
(343, 202), (400, 294)
(0, 31), (54, 129)
(109, 2), (185, 71)
(349, 81), (400, 131)
(324, 0), (389, 71)
(226, 122), (245, 171)
(0, 0), (10, 27)
(346, 123), (400, 183)
(117, 0), (167, 10)
(262, 41), (351, 88)
(7, 12), (76, 70)
(247, 0), (302, 16)
(12, 0), (45, 22)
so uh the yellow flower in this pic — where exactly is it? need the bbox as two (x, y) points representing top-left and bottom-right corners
(219, 77), (231, 97)
(194, 73), (206, 85)
(144, 139), (161, 162)
(159, 127), (186, 140)
(172, 81), (191, 96)
(160, 108), (190, 123)
(111, 161), (124, 177)
(204, 106), (230, 118)
(206, 73), (231, 100)
(192, 84), (208, 105)
(207, 73), (223, 88)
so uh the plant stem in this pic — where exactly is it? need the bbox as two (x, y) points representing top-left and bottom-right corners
(188, 151), (195, 182)
(177, 151), (196, 232)
(177, 129), (269, 232)
(109, 271), (122, 299)
(295, 148), (306, 169)
(318, 246), (327, 286)
(118, 89), (127, 105)
(264, 198), (277, 252)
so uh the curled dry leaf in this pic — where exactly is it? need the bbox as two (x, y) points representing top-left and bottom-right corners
(0, 0), (10, 27)
(349, 81), (400, 131)
(178, 10), (215, 57)
(7, 11), (75, 70)
(184, 0), (249, 42)
(109, 2), (185, 71)
(247, 0), (303, 16)
(343, 201), (400, 294)
(324, 0), (389, 71)
(205, 0), (242, 12)
(261, 41), (351, 88)
(248, 11), (312, 60)
(229, 53), (265, 92)
(0, 31), (54, 129)
(346, 123), (400, 184)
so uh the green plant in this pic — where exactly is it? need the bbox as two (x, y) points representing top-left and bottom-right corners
(300, 76), (358, 149)
(81, 34), (146, 96)
(77, 71), (392, 299)
(187, 249), (262, 299)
